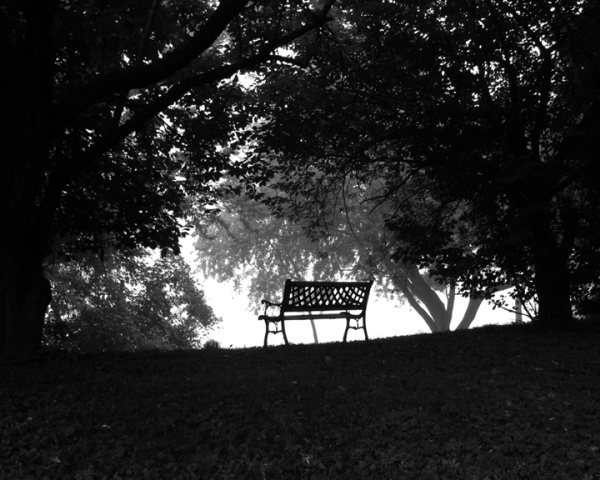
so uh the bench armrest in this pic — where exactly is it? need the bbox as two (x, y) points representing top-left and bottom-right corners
(261, 299), (282, 316)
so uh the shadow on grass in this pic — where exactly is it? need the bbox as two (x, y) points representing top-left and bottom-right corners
(2, 321), (600, 479)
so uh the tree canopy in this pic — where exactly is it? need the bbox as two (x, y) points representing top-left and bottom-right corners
(239, 0), (600, 326)
(1, 0), (335, 359)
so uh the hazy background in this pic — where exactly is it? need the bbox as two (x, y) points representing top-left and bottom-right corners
(182, 238), (516, 349)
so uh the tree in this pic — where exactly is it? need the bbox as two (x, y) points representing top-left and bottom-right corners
(195, 183), (503, 335)
(1, 0), (336, 359)
(243, 0), (600, 326)
(45, 246), (219, 352)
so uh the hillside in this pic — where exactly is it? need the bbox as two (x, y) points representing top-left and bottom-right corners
(2, 322), (600, 479)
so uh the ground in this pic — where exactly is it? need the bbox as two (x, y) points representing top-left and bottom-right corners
(2, 322), (600, 479)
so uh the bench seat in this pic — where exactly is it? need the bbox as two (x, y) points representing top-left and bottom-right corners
(261, 312), (364, 322)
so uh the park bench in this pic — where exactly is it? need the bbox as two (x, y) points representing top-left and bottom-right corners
(258, 279), (373, 347)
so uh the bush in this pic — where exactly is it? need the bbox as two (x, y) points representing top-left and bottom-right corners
(202, 339), (221, 350)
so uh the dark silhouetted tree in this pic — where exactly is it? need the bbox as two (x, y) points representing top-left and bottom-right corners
(243, 0), (600, 326)
(1, 0), (335, 359)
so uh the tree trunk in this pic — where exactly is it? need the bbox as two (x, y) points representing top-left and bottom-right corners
(1, 1), (55, 360)
(442, 282), (456, 331)
(0, 161), (56, 360)
(515, 296), (523, 323)
(533, 250), (573, 325)
(1, 254), (51, 360)
(396, 265), (458, 333)
(403, 265), (450, 332)
(455, 297), (485, 330)
(401, 286), (438, 332)
(531, 215), (573, 325)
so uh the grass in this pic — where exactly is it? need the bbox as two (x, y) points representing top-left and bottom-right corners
(2, 321), (600, 479)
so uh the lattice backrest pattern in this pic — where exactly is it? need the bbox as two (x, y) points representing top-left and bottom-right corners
(282, 280), (372, 312)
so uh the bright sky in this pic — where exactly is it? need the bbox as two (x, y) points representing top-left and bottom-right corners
(181, 237), (518, 349)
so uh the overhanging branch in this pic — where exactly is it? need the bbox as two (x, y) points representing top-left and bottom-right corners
(55, 0), (336, 129)
(65, 9), (335, 179)
(55, 0), (252, 129)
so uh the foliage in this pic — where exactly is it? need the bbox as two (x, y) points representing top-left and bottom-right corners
(194, 190), (365, 311)
(2, 322), (600, 479)
(243, 0), (600, 325)
(195, 187), (506, 332)
(1, 0), (336, 359)
(44, 247), (220, 352)
(46, 0), (337, 256)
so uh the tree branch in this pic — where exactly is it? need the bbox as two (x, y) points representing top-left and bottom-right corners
(455, 296), (484, 330)
(63, 8), (335, 179)
(55, 0), (252, 128)
(112, 0), (163, 128)
(401, 285), (437, 333)
(444, 281), (456, 331)
(56, 0), (336, 129)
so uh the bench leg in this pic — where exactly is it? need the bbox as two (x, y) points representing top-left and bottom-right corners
(263, 320), (270, 347)
(343, 316), (369, 342)
(343, 318), (350, 343)
(263, 319), (290, 347)
(281, 319), (289, 345)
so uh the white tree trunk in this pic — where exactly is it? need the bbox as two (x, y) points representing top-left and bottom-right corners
(515, 296), (523, 324)
(455, 297), (485, 330)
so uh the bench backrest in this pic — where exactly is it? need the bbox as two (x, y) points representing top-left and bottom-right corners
(281, 279), (373, 312)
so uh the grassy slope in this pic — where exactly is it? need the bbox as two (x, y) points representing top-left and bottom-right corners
(2, 322), (600, 480)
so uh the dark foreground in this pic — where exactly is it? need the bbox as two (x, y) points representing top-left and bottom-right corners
(2, 322), (600, 479)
